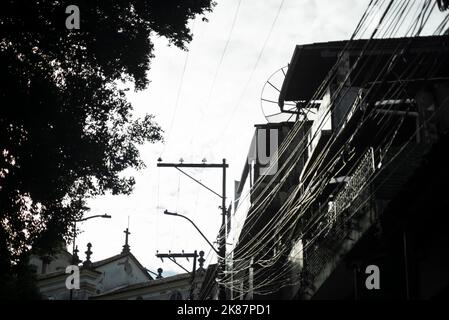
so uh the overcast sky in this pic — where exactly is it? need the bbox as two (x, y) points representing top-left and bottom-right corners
(75, 0), (371, 277)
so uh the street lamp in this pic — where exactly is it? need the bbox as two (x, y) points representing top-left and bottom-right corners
(77, 213), (112, 222)
(71, 213), (112, 258)
(163, 210), (219, 255)
(69, 213), (111, 300)
(157, 159), (228, 300)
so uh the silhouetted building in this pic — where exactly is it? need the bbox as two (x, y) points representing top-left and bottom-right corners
(227, 35), (449, 300)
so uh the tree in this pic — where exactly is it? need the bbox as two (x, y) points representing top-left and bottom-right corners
(0, 0), (215, 290)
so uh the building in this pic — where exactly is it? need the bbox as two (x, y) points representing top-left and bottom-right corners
(226, 34), (449, 300)
(29, 229), (207, 300)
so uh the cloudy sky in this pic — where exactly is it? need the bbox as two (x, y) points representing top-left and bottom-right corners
(75, 0), (371, 276)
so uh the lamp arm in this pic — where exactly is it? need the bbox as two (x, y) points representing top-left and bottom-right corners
(177, 214), (220, 256)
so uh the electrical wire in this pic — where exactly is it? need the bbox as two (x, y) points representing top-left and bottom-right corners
(222, 0), (449, 295)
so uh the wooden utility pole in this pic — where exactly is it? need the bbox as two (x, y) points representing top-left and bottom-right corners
(157, 159), (228, 300)
(156, 251), (198, 300)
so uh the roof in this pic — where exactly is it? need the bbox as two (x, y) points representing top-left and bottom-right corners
(37, 268), (101, 281)
(279, 35), (449, 106)
(92, 252), (153, 281)
(90, 273), (191, 298)
(37, 251), (153, 281)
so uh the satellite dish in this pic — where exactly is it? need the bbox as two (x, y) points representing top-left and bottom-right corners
(260, 65), (300, 123)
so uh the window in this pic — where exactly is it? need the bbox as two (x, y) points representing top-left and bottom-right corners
(169, 290), (183, 300)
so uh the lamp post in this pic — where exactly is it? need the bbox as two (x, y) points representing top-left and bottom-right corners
(163, 210), (219, 300)
(163, 210), (219, 255)
(69, 213), (111, 300)
(71, 213), (112, 256)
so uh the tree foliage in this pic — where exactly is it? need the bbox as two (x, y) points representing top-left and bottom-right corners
(0, 0), (215, 283)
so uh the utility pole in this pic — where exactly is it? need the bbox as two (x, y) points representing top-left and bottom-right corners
(220, 159), (227, 300)
(157, 158), (228, 300)
(156, 251), (200, 300)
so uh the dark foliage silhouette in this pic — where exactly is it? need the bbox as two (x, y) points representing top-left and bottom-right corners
(0, 0), (215, 297)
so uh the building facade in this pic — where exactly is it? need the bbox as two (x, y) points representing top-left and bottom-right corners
(29, 232), (208, 300)
(226, 35), (449, 300)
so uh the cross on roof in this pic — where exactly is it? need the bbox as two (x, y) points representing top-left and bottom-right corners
(122, 228), (131, 254)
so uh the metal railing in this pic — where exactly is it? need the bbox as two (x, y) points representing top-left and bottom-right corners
(302, 147), (375, 282)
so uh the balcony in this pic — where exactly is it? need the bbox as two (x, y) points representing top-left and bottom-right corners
(301, 147), (376, 295)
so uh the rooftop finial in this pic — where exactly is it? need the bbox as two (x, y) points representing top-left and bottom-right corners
(83, 243), (93, 268)
(198, 250), (205, 270)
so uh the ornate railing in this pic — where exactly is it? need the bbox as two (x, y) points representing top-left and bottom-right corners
(331, 147), (375, 222)
(302, 147), (375, 283)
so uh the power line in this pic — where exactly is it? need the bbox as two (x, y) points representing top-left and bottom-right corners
(161, 19), (197, 157)
(222, 0), (448, 294)
(188, 0), (243, 148)
(220, 0), (287, 138)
